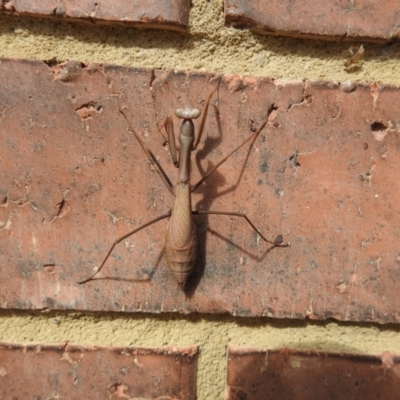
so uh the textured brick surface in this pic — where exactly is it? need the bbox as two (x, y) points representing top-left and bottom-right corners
(225, 0), (400, 42)
(1, 58), (400, 322)
(0, 0), (189, 32)
(226, 346), (400, 400)
(0, 341), (198, 399)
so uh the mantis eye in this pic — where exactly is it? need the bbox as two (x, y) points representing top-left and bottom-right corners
(175, 107), (201, 119)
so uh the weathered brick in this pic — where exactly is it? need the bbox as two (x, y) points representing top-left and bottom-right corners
(1, 58), (400, 322)
(225, 0), (400, 42)
(0, 0), (189, 32)
(226, 346), (400, 400)
(0, 341), (198, 399)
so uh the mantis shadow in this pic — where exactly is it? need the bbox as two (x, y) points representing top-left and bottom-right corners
(183, 104), (281, 297)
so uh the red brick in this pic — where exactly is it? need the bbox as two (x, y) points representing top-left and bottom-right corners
(0, 0), (189, 32)
(226, 346), (400, 400)
(1, 58), (400, 322)
(225, 0), (400, 42)
(0, 341), (198, 399)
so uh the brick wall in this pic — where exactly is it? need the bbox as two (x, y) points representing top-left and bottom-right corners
(1, 1), (400, 399)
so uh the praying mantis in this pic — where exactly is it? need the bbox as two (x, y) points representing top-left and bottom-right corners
(79, 78), (288, 288)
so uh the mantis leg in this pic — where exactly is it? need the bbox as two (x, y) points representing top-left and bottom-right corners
(78, 211), (171, 284)
(163, 116), (179, 167)
(120, 108), (175, 196)
(193, 80), (220, 149)
(193, 210), (288, 247)
(191, 121), (266, 192)
(192, 102), (278, 193)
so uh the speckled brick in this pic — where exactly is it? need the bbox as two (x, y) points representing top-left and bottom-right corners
(225, 0), (400, 42)
(0, 0), (189, 32)
(1, 58), (400, 322)
(226, 346), (400, 400)
(0, 341), (198, 399)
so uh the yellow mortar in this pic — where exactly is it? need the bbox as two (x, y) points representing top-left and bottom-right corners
(1, 1), (400, 399)
(1, 311), (400, 399)
(1, 0), (400, 83)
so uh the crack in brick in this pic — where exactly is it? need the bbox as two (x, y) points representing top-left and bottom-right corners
(10, 196), (29, 206)
(266, 103), (278, 122)
(48, 198), (69, 224)
(75, 101), (103, 120)
(149, 69), (156, 89)
(287, 82), (313, 110)
(370, 83), (384, 111)
(341, 0), (358, 18)
(105, 211), (136, 227)
(287, 94), (313, 110)
(289, 151), (300, 168)
(5, 186), (70, 224)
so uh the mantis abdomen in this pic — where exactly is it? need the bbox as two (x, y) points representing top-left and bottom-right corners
(165, 183), (197, 287)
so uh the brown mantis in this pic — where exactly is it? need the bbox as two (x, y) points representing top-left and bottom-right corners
(79, 79), (288, 288)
